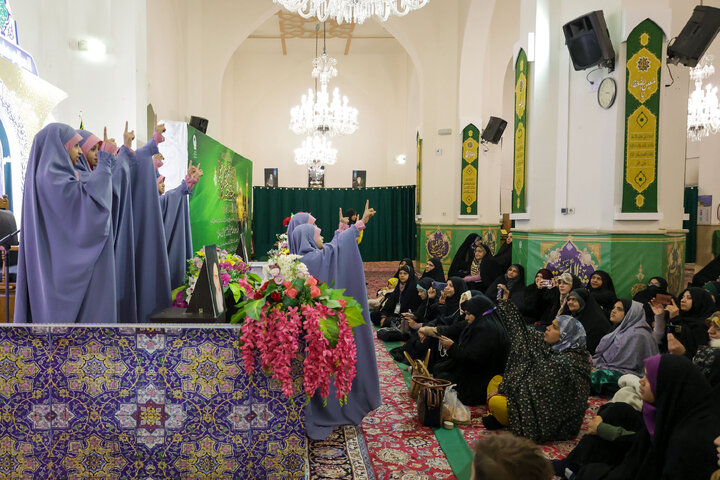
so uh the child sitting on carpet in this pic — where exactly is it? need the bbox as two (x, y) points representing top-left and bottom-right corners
(368, 277), (398, 311)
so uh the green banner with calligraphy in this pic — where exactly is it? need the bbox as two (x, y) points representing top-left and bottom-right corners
(622, 19), (663, 212)
(513, 49), (528, 213)
(460, 124), (479, 215)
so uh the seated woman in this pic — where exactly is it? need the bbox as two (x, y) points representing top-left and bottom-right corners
(650, 287), (714, 359)
(448, 233), (480, 278)
(575, 355), (720, 480)
(519, 268), (556, 325)
(485, 264), (525, 307)
(463, 243), (501, 293)
(432, 294), (510, 405)
(421, 256), (445, 282)
(524, 271), (583, 330)
(409, 277), (469, 368)
(556, 400), (644, 479)
(566, 289), (612, 354)
(388, 278), (440, 362)
(693, 311), (720, 390)
(368, 277), (398, 312)
(493, 230), (513, 272)
(483, 294), (591, 443)
(392, 257), (415, 279)
(591, 300), (659, 395)
(587, 270), (617, 317)
(404, 278), (439, 327)
(376, 265), (420, 327)
(633, 276), (669, 325)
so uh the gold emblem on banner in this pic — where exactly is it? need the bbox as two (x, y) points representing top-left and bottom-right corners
(515, 70), (527, 119)
(626, 105), (657, 204)
(463, 137), (478, 163)
(627, 39), (660, 104)
(514, 123), (526, 197)
(462, 164), (477, 208)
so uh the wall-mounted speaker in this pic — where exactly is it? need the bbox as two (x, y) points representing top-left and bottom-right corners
(668, 5), (720, 67)
(481, 117), (507, 144)
(189, 116), (209, 134)
(562, 10), (615, 71)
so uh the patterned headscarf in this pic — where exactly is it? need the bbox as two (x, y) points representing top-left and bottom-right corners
(551, 315), (587, 352)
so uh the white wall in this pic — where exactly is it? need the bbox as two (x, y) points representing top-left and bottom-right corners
(221, 40), (417, 188)
(13, 0), (147, 142)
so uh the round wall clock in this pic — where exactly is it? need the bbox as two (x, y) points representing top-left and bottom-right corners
(597, 77), (617, 109)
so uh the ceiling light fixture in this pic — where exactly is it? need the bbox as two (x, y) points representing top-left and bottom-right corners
(274, 0), (429, 24)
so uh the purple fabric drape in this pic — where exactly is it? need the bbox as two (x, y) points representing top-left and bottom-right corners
(15, 123), (116, 323)
(292, 222), (382, 440)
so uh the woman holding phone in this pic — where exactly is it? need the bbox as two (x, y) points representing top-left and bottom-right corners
(650, 287), (714, 359)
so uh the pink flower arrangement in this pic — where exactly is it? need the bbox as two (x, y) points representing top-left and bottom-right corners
(235, 268), (365, 402)
(172, 244), (364, 403)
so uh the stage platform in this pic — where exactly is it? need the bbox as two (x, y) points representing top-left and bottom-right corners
(0, 323), (306, 479)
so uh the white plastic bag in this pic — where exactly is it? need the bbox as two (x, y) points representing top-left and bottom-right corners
(442, 385), (471, 424)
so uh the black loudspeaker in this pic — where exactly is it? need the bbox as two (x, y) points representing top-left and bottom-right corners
(668, 6), (720, 67)
(189, 116), (209, 134)
(562, 11), (615, 71)
(481, 117), (507, 144)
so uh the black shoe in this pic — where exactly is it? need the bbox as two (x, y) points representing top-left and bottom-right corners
(481, 415), (503, 430)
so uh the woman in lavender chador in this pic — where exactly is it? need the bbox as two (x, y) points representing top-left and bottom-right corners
(15, 123), (116, 323)
(290, 201), (382, 440)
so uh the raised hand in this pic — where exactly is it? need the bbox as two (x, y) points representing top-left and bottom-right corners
(154, 114), (166, 137)
(361, 199), (376, 224)
(665, 298), (680, 319)
(123, 121), (135, 148)
(649, 298), (665, 316)
(103, 126), (116, 147)
(339, 207), (349, 225)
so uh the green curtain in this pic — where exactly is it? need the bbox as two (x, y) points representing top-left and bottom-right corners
(252, 186), (416, 262)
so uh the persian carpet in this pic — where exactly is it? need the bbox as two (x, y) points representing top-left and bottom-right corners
(360, 334), (455, 479)
(459, 398), (607, 459)
(308, 425), (375, 479)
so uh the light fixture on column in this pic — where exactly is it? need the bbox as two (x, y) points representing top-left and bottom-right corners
(273, 0), (429, 24)
(289, 23), (358, 137)
(687, 55), (720, 141)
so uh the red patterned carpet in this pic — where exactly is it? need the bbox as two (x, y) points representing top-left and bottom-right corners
(459, 399), (607, 459)
(361, 334), (455, 479)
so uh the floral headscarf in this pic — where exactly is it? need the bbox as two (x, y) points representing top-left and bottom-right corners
(551, 315), (587, 352)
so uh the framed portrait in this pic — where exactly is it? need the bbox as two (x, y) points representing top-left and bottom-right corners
(264, 168), (278, 188)
(352, 170), (366, 189)
(308, 166), (325, 189)
(203, 245), (225, 317)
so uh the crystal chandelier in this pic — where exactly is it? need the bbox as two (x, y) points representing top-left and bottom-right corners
(289, 23), (358, 138)
(289, 82), (358, 136)
(687, 55), (720, 141)
(274, 0), (429, 24)
(294, 133), (337, 167)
